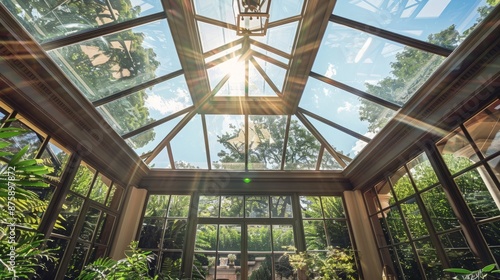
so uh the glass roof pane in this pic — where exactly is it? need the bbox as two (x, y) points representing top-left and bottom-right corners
(148, 147), (171, 168)
(48, 19), (181, 102)
(96, 75), (192, 135)
(170, 114), (208, 169)
(206, 115), (245, 170)
(253, 21), (298, 54)
(285, 116), (321, 170)
(248, 116), (287, 170)
(2, 0), (163, 43)
(250, 44), (289, 65)
(193, 0), (234, 24)
(251, 57), (286, 94)
(313, 22), (445, 106)
(208, 57), (246, 96)
(269, 0), (304, 22)
(125, 113), (186, 156)
(320, 149), (343, 170)
(333, 0), (497, 48)
(205, 45), (241, 63)
(300, 77), (397, 136)
(197, 21), (239, 53)
(305, 115), (364, 160)
(249, 62), (275, 96)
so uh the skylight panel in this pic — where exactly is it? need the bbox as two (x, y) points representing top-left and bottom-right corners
(253, 21), (298, 54)
(320, 149), (343, 170)
(284, 116), (321, 170)
(170, 114), (208, 169)
(205, 115), (245, 170)
(251, 57), (286, 95)
(2, 0), (163, 43)
(248, 116), (287, 170)
(48, 19), (181, 102)
(248, 62), (277, 96)
(148, 147), (171, 168)
(197, 21), (239, 52)
(268, 0), (304, 22)
(193, 0), (234, 24)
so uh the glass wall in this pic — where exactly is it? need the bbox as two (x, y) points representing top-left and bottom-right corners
(138, 194), (359, 280)
(365, 98), (500, 279)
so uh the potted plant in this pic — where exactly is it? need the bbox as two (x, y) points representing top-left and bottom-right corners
(228, 254), (237, 267)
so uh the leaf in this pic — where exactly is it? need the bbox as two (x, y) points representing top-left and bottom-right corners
(9, 145), (29, 165)
(444, 268), (474, 274)
(482, 264), (496, 272)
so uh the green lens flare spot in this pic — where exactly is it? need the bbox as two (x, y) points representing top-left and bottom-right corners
(243, 178), (251, 184)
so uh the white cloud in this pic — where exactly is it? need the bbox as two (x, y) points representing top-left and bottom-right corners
(145, 89), (190, 115)
(337, 101), (354, 113)
(325, 63), (336, 78)
(352, 131), (377, 155)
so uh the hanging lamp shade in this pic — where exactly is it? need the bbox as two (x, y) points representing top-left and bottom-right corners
(234, 0), (271, 36)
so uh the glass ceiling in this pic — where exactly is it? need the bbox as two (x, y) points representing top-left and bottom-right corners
(2, 0), (497, 171)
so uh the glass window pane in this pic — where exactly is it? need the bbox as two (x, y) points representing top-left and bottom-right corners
(248, 116), (287, 170)
(159, 252), (183, 279)
(192, 253), (216, 279)
(197, 21), (239, 52)
(285, 116), (320, 170)
(145, 195), (170, 217)
(269, 0), (303, 22)
(138, 217), (163, 249)
(65, 242), (90, 279)
(48, 19), (180, 101)
(171, 114), (208, 169)
(390, 166), (415, 201)
(439, 231), (479, 270)
(325, 220), (351, 249)
(69, 162), (96, 197)
(300, 196), (323, 218)
(206, 115), (245, 170)
(106, 185), (123, 210)
(252, 57), (286, 94)
(464, 99), (500, 158)
(479, 220), (500, 265)
(3, 0), (163, 43)
(488, 156), (500, 182)
(89, 173), (111, 204)
(168, 195), (190, 218)
(320, 149), (344, 170)
(193, 0), (233, 24)
(415, 238), (443, 279)
(271, 196), (293, 218)
(322, 196), (345, 218)
(437, 127), (476, 174)
(88, 245), (108, 265)
(395, 244), (421, 280)
(421, 185), (459, 232)
(218, 224), (241, 251)
(274, 254), (294, 279)
(248, 225), (272, 251)
(272, 225), (294, 252)
(54, 193), (84, 236)
(164, 219), (187, 249)
(198, 196), (220, 218)
(220, 196), (244, 218)
(95, 213), (115, 245)
(79, 207), (101, 241)
(246, 196), (269, 218)
(454, 167), (500, 220)
(253, 22), (298, 54)
(385, 206), (409, 243)
(247, 254), (272, 280)
(35, 237), (68, 279)
(2, 120), (44, 161)
(39, 140), (70, 177)
(195, 224), (218, 251)
(400, 198), (428, 238)
(407, 153), (439, 191)
(303, 220), (327, 250)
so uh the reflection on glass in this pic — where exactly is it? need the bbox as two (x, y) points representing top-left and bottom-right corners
(314, 22), (444, 105)
(195, 224), (218, 251)
(385, 206), (408, 243)
(454, 167), (500, 220)
(421, 186), (459, 232)
(164, 219), (187, 249)
(407, 153), (439, 191)
(322, 196), (345, 218)
(271, 196), (293, 218)
(168, 195), (190, 217)
(145, 195), (170, 217)
(285, 116), (320, 170)
(39, 140), (70, 177)
(220, 196), (244, 218)
(464, 99), (500, 158)
(79, 207), (101, 241)
(198, 196), (220, 218)
(3, 0), (163, 43)
(300, 196), (323, 218)
(54, 193), (84, 236)
(437, 127), (475, 175)
(138, 218), (163, 249)
(171, 114), (208, 169)
(89, 173), (111, 204)
(389, 166), (415, 201)
(400, 198), (428, 239)
(246, 196), (269, 218)
(272, 225), (294, 251)
(248, 225), (272, 251)
(248, 116), (286, 170)
(97, 75), (192, 135)
(69, 162), (95, 197)
(303, 220), (327, 250)
(440, 230), (479, 270)
(49, 19), (180, 101)
(206, 115), (245, 170)
(218, 224), (241, 251)
(247, 254), (272, 280)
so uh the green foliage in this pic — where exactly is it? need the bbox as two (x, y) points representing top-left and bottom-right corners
(0, 125), (59, 279)
(77, 241), (158, 280)
(444, 263), (500, 279)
